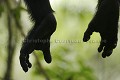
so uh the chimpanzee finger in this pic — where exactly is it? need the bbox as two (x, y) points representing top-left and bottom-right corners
(19, 53), (28, 72)
(26, 55), (32, 68)
(101, 37), (117, 58)
(43, 50), (52, 63)
(83, 26), (94, 42)
(102, 48), (113, 58)
(98, 39), (106, 52)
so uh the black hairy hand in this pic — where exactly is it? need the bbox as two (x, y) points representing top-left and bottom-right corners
(83, 0), (119, 58)
(20, 0), (57, 72)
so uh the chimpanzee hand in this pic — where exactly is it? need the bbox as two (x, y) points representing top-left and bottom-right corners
(20, 13), (56, 72)
(83, 0), (119, 58)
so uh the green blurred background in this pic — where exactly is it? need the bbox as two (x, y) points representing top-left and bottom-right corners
(0, 0), (120, 80)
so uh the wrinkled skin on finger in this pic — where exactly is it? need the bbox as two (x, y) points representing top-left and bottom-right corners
(83, 0), (119, 58)
(20, 0), (57, 72)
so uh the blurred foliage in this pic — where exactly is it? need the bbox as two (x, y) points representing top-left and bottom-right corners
(0, 4), (4, 17)
(0, 0), (120, 80)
